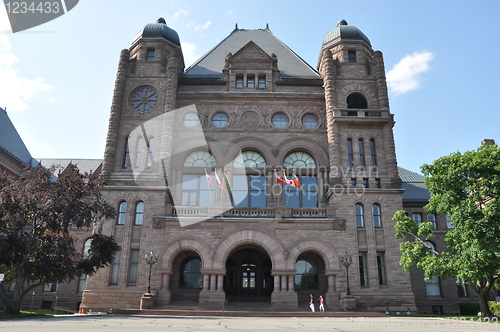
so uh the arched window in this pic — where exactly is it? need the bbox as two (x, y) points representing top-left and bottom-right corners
(347, 93), (368, 109)
(373, 204), (382, 228)
(117, 201), (127, 225)
(233, 151), (266, 168)
(424, 241), (441, 296)
(183, 150), (216, 168)
(83, 238), (92, 257)
(358, 139), (365, 169)
(180, 257), (202, 288)
(135, 138), (144, 168)
(123, 136), (131, 168)
(347, 139), (354, 169)
(284, 151), (316, 169)
(295, 258), (318, 289)
(79, 239), (91, 292)
(134, 201), (144, 225)
(355, 203), (364, 227)
(147, 138), (154, 168)
(370, 139), (377, 169)
(272, 114), (289, 128)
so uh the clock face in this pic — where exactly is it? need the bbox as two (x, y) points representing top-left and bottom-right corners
(130, 87), (158, 113)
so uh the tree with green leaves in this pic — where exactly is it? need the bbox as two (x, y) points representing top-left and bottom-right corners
(0, 164), (119, 314)
(394, 142), (500, 317)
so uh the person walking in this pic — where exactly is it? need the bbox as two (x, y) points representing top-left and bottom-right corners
(309, 294), (315, 312)
(318, 295), (325, 312)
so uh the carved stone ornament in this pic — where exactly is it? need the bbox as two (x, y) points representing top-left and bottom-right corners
(241, 111), (261, 128)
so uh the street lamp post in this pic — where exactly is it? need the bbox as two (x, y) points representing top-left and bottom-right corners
(145, 251), (158, 294)
(341, 252), (353, 296)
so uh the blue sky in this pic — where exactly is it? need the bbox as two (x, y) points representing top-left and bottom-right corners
(1, 0), (499, 173)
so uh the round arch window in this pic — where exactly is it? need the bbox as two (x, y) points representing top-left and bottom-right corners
(302, 114), (317, 129)
(284, 151), (316, 169)
(212, 112), (229, 128)
(295, 258), (318, 289)
(272, 114), (289, 128)
(183, 150), (216, 167)
(233, 151), (267, 168)
(184, 113), (200, 127)
(346, 93), (368, 109)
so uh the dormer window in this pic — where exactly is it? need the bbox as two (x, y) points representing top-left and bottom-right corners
(348, 50), (356, 63)
(146, 48), (155, 61)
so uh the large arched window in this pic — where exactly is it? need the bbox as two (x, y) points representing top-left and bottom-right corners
(295, 258), (318, 289)
(233, 151), (266, 168)
(180, 257), (202, 288)
(347, 93), (368, 109)
(424, 241), (441, 296)
(117, 201), (127, 225)
(183, 150), (216, 168)
(355, 203), (364, 227)
(134, 201), (144, 225)
(284, 151), (316, 169)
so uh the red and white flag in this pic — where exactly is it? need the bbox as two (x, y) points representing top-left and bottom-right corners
(275, 171), (287, 184)
(205, 170), (213, 186)
(215, 170), (226, 191)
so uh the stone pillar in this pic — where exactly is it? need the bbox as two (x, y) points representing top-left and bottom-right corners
(140, 292), (155, 309)
(325, 271), (340, 310)
(281, 275), (287, 292)
(217, 274), (224, 291)
(274, 275), (280, 291)
(288, 275), (295, 292)
(203, 274), (209, 291)
(210, 274), (217, 291)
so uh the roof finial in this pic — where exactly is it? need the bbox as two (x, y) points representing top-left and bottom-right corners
(266, 23), (269, 30)
(235, 23), (238, 30)
(156, 17), (166, 25)
(337, 19), (348, 27)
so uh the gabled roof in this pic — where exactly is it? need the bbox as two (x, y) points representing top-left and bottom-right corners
(182, 28), (321, 80)
(0, 107), (37, 167)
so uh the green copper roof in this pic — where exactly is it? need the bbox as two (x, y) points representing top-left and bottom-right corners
(132, 18), (181, 47)
(322, 20), (371, 49)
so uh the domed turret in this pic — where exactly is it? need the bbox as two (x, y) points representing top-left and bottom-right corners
(131, 17), (181, 47)
(322, 20), (371, 49)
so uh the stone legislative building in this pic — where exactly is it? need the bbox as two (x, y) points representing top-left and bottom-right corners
(78, 18), (418, 312)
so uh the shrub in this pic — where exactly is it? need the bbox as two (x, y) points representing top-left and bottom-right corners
(488, 301), (500, 317)
(459, 302), (480, 315)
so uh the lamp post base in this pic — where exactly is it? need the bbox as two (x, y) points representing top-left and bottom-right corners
(140, 292), (156, 309)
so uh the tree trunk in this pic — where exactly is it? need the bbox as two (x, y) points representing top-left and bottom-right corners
(477, 287), (494, 317)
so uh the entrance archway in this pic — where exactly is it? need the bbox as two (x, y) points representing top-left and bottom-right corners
(224, 245), (273, 302)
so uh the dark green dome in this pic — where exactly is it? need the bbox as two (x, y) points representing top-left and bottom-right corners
(322, 20), (371, 49)
(132, 18), (181, 47)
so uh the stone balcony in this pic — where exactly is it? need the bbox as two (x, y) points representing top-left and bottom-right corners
(153, 205), (346, 230)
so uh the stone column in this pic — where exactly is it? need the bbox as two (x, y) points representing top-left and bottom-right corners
(281, 275), (287, 292)
(210, 274), (217, 291)
(274, 275), (280, 292)
(203, 274), (209, 291)
(217, 274), (224, 291)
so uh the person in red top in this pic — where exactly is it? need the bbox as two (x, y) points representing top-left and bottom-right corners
(318, 295), (325, 312)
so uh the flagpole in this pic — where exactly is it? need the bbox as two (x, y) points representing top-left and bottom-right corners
(205, 168), (213, 204)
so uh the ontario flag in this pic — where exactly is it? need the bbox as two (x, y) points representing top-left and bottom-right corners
(205, 170), (213, 186)
(215, 170), (226, 191)
(275, 171), (287, 184)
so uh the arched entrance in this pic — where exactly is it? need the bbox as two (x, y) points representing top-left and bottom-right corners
(224, 244), (273, 302)
(170, 250), (203, 302)
(295, 251), (327, 305)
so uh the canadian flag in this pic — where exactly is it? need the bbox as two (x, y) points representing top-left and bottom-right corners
(275, 171), (287, 184)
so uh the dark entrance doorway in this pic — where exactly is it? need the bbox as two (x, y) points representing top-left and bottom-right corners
(224, 245), (273, 302)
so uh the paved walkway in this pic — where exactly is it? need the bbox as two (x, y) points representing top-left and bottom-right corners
(3, 315), (500, 332)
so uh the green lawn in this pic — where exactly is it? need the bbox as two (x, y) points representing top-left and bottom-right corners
(0, 309), (73, 320)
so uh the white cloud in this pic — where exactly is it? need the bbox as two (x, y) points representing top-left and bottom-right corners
(170, 9), (189, 22)
(386, 51), (434, 95)
(194, 21), (212, 32)
(181, 42), (199, 68)
(0, 34), (52, 111)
